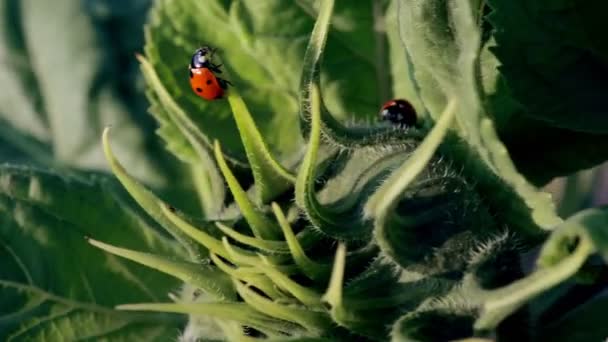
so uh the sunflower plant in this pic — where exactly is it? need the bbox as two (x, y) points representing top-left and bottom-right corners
(1, 0), (608, 341)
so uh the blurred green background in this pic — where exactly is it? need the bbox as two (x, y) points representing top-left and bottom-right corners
(0, 0), (207, 214)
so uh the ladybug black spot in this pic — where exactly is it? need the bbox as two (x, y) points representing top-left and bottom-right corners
(206, 79), (212, 85)
(196, 88), (203, 93)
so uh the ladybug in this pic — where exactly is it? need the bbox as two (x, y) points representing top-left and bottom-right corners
(379, 99), (417, 127)
(188, 46), (231, 100)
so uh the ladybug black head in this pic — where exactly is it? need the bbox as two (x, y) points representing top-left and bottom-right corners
(190, 46), (216, 69)
(379, 99), (417, 128)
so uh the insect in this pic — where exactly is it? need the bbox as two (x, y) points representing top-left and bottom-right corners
(379, 99), (417, 127)
(188, 46), (231, 100)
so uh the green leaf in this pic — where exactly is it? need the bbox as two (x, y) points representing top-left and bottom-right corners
(488, 0), (608, 134)
(495, 114), (608, 185)
(0, 165), (181, 339)
(0, 286), (179, 342)
(480, 26), (608, 184)
(301, 0), (400, 118)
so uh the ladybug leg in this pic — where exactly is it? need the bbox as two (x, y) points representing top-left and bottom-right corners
(209, 63), (223, 74)
(217, 78), (232, 90)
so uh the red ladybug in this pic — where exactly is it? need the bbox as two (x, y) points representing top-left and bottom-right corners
(379, 99), (417, 127)
(188, 46), (231, 100)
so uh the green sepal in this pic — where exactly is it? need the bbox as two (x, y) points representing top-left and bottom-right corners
(214, 140), (282, 240)
(102, 127), (204, 260)
(159, 203), (257, 264)
(295, 85), (368, 239)
(221, 237), (295, 274)
(117, 302), (304, 337)
(272, 202), (331, 282)
(216, 222), (290, 253)
(88, 238), (235, 300)
(209, 253), (283, 300)
(226, 92), (295, 203)
(235, 281), (330, 335)
(223, 241), (323, 308)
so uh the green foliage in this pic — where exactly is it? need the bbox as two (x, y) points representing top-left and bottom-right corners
(485, 0), (608, 184)
(0, 165), (182, 340)
(1, 0), (608, 341)
(488, 0), (608, 133)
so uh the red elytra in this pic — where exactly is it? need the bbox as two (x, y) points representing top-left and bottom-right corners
(189, 67), (225, 101)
